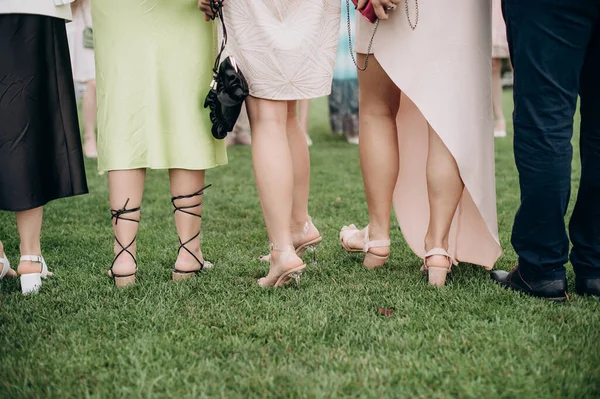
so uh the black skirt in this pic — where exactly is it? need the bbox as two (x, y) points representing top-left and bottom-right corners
(0, 14), (88, 212)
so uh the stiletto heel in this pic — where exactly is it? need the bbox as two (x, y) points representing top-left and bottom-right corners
(108, 199), (140, 288)
(18, 255), (52, 295)
(421, 248), (453, 287)
(258, 243), (306, 288)
(171, 185), (213, 280)
(259, 217), (322, 263)
(340, 224), (390, 269)
(307, 244), (317, 265)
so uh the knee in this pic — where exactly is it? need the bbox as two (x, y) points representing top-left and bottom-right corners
(247, 100), (287, 129)
(360, 92), (399, 121)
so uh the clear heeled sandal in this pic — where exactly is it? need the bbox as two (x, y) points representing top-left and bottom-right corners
(257, 243), (306, 288)
(259, 218), (322, 264)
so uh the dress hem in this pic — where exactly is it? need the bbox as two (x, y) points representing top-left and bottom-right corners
(0, 190), (89, 213)
(98, 160), (228, 173)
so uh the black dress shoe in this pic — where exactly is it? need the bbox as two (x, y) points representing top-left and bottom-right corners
(490, 267), (568, 302)
(575, 277), (600, 297)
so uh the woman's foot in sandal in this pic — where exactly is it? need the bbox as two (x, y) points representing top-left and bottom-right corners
(340, 224), (390, 269)
(108, 199), (140, 287)
(17, 255), (52, 295)
(259, 218), (322, 264)
(171, 185), (213, 281)
(0, 241), (17, 279)
(421, 248), (453, 287)
(258, 244), (306, 288)
(173, 248), (213, 280)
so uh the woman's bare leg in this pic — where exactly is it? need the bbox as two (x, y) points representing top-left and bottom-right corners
(298, 99), (312, 146)
(82, 80), (98, 157)
(345, 55), (400, 258)
(424, 125), (464, 268)
(108, 169), (145, 277)
(286, 101), (311, 229)
(492, 58), (506, 135)
(247, 97), (303, 284)
(169, 169), (207, 272)
(15, 207), (44, 275)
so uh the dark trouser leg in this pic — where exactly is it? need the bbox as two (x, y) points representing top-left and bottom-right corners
(570, 17), (600, 279)
(503, 0), (598, 280)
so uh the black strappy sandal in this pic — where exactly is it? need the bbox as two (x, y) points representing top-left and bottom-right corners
(109, 199), (140, 287)
(170, 185), (213, 280)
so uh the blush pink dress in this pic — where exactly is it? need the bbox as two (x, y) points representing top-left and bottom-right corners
(355, 0), (502, 269)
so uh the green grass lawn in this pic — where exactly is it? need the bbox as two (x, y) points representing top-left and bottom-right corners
(1, 92), (599, 398)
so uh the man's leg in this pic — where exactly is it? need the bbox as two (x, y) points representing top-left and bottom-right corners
(570, 12), (600, 295)
(492, 0), (597, 299)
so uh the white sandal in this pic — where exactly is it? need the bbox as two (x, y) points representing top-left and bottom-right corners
(421, 248), (454, 287)
(1, 253), (16, 280)
(19, 255), (52, 295)
(340, 224), (391, 269)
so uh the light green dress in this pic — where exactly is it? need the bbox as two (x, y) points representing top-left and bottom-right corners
(93, 0), (227, 172)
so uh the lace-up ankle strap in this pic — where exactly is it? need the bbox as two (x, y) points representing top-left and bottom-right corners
(111, 198), (140, 225)
(171, 185), (212, 271)
(110, 198), (140, 277)
(171, 184), (211, 218)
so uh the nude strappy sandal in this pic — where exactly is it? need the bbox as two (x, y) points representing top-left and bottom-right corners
(421, 248), (453, 287)
(258, 243), (306, 288)
(340, 224), (391, 269)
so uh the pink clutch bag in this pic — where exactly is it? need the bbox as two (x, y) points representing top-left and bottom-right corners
(351, 0), (378, 24)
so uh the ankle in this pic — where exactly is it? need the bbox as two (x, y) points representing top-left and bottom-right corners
(20, 244), (41, 257)
(270, 246), (301, 267)
(291, 214), (311, 229)
(291, 219), (319, 241)
(424, 236), (448, 252)
(17, 260), (42, 275)
(367, 223), (389, 241)
(114, 242), (136, 262)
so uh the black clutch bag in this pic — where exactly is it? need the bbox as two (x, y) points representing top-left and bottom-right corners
(203, 0), (249, 140)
